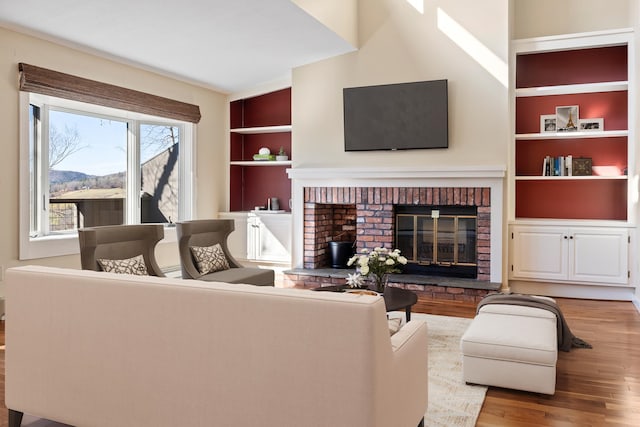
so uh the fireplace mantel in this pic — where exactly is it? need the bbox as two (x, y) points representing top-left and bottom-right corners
(286, 165), (506, 284)
(287, 165), (506, 181)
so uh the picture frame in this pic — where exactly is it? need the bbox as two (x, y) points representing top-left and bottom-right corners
(556, 105), (579, 132)
(578, 118), (604, 131)
(540, 114), (557, 133)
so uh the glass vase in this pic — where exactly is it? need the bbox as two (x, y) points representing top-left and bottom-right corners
(370, 273), (388, 293)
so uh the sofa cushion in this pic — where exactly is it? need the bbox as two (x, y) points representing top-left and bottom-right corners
(97, 254), (148, 275)
(461, 312), (557, 366)
(190, 244), (230, 274)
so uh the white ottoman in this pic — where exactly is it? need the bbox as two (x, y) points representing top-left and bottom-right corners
(460, 304), (558, 395)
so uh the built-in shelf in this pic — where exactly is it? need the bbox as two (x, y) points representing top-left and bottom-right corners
(230, 160), (292, 166)
(516, 130), (628, 140)
(515, 81), (628, 97)
(230, 125), (292, 134)
(515, 175), (627, 181)
(229, 87), (292, 212)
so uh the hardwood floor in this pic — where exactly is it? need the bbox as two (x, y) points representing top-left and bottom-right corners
(415, 297), (640, 427)
(0, 297), (638, 426)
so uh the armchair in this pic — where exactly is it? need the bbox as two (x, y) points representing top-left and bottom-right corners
(78, 224), (165, 277)
(176, 219), (274, 286)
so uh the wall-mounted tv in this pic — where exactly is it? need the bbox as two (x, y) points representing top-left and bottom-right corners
(343, 79), (448, 151)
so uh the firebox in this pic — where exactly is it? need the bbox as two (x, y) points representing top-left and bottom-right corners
(395, 205), (477, 278)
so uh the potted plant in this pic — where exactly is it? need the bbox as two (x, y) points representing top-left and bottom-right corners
(276, 146), (288, 161)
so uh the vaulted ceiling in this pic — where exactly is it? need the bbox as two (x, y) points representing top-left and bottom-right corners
(0, 0), (355, 93)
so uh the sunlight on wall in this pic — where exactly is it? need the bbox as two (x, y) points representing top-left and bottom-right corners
(405, 0), (424, 14)
(436, 8), (507, 87)
(631, 175), (639, 206)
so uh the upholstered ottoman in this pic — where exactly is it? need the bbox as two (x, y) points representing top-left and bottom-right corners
(460, 304), (558, 395)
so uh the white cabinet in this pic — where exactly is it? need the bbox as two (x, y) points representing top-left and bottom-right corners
(510, 225), (629, 285)
(219, 211), (292, 264)
(247, 212), (291, 263)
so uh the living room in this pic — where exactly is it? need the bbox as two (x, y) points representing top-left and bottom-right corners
(1, 0), (639, 426)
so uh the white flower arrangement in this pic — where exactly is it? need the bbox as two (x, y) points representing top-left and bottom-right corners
(346, 247), (408, 291)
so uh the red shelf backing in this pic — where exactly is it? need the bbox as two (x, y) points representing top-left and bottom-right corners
(515, 137), (627, 176)
(516, 46), (627, 88)
(230, 165), (291, 212)
(515, 180), (627, 220)
(233, 133), (291, 162)
(516, 91), (628, 133)
(230, 88), (291, 128)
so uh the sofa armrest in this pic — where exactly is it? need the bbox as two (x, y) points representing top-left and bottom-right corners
(386, 319), (429, 426)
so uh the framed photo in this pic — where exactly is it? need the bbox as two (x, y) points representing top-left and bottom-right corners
(578, 118), (604, 131)
(540, 114), (557, 133)
(556, 105), (579, 132)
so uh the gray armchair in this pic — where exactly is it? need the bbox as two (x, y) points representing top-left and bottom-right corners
(176, 219), (274, 286)
(78, 224), (165, 277)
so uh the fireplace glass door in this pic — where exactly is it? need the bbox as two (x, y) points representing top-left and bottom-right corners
(396, 213), (477, 268)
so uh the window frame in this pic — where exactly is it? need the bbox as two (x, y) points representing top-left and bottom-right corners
(19, 92), (195, 260)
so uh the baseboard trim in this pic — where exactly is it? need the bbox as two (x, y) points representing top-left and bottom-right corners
(509, 280), (636, 301)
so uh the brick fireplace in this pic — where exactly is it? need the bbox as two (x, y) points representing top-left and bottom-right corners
(303, 186), (491, 280)
(286, 166), (506, 295)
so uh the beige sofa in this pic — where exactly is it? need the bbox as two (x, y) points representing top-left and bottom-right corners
(5, 266), (428, 427)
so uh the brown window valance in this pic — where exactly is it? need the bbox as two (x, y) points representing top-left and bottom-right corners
(18, 63), (201, 123)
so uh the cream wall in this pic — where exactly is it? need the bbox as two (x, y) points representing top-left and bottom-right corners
(292, 0), (358, 48)
(0, 26), (227, 292)
(291, 0), (510, 169)
(513, 0), (633, 39)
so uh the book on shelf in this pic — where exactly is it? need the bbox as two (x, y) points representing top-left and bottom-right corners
(542, 155), (573, 176)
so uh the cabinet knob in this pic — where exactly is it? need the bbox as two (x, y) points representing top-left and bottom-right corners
(564, 235), (568, 239)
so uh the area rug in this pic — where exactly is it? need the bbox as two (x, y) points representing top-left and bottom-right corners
(404, 312), (488, 427)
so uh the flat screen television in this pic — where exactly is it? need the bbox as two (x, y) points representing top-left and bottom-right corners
(343, 79), (448, 151)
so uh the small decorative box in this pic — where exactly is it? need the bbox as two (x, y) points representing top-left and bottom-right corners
(572, 158), (592, 176)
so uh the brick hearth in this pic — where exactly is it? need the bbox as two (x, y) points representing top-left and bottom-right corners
(282, 268), (501, 303)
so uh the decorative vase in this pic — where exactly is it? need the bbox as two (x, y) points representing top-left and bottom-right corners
(370, 274), (388, 293)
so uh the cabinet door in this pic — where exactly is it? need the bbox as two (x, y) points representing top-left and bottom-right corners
(511, 226), (568, 281)
(247, 214), (291, 263)
(570, 228), (628, 284)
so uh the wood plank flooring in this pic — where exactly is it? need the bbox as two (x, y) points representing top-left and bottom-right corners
(415, 297), (640, 427)
(0, 297), (638, 426)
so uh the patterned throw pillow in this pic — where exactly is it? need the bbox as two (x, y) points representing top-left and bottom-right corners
(388, 317), (403, 336)
(97, 254), (149, 275)
(190, 244), (230, 274)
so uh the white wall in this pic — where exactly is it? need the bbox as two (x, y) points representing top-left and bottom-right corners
(291, 0), (511, 169)
(0, 27), (227, 293)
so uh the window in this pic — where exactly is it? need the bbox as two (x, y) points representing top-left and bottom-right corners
(20, 93), (194, 259)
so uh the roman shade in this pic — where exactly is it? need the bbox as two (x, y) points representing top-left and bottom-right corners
(18, 63), (201, 123)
